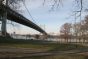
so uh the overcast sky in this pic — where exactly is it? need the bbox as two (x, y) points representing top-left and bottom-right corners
(1, 0), (88, 35)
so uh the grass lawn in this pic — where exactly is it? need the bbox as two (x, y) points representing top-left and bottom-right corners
(0, 37), (88, 52)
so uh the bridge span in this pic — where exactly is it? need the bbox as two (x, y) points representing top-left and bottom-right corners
(0, 4), (47, 35)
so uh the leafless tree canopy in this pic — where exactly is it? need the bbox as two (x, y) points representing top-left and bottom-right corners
(60, 15), (88, 41)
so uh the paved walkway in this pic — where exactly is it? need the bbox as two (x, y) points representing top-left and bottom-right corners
(0, 46), (88, 58)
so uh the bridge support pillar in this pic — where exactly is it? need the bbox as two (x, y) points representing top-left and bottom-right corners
(1, 12), (7, 37)
(1, 0), (8, 37)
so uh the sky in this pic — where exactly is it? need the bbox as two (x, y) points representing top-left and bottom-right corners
(19, 0), (74, 34)
(0, 0), (88, 35)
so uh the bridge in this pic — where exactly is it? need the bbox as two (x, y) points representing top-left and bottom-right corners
(0, 4), (47, 35)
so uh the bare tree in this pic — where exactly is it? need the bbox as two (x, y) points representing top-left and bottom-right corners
(60, 23), (72, 42)
(80, 15), (88, 43)
(7, 0), (24, 11)
(73, 22), (82, 42)
(71, 15), (88, 43)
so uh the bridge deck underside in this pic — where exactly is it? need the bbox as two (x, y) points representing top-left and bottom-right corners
(0, 4), (47, 34)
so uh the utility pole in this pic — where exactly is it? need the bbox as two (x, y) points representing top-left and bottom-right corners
(1, 0), (8, 37)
